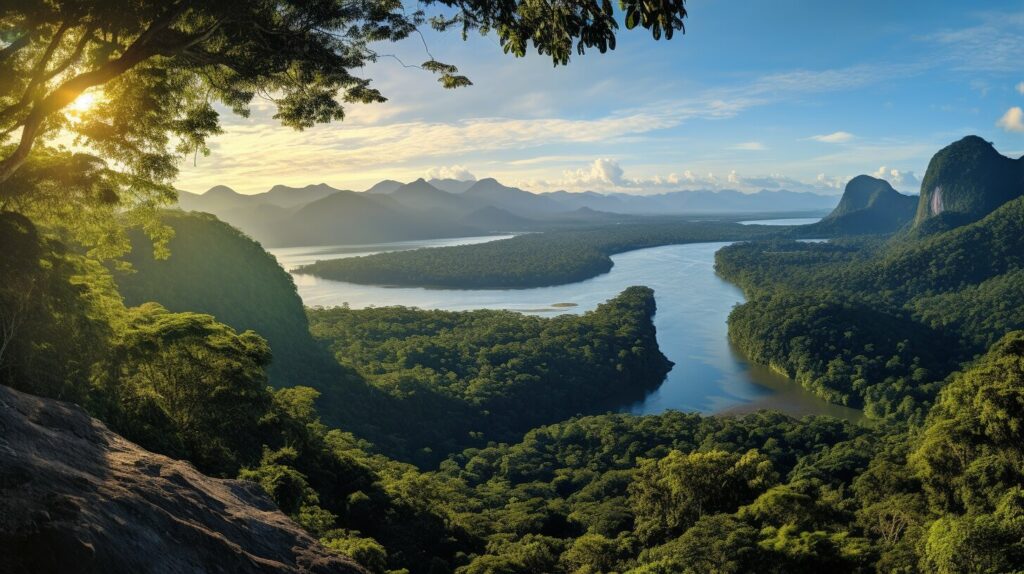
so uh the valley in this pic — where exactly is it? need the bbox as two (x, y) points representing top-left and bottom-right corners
(272, 236), (863, 421)
(5, 2), (1024, 571)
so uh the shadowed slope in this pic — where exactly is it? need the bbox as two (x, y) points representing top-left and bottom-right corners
(0, 385), (364, 574)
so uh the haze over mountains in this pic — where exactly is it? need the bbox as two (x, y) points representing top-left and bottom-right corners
(177, 177), (841, 246)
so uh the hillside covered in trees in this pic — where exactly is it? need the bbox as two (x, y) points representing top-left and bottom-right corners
(114, 211), (331, 385)
(717, 137), (1024, 421)
(298, 220), (783, 289)
(305, 287), (673, 464)
(799, 175), (917, 236)
(5, 135), (1024, 572)
(4, 0), (1024, 569)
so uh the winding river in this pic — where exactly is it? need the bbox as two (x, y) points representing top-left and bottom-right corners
(269, 223), (862, 422)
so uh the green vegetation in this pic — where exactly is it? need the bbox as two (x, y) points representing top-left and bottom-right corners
(9, 181), (1024, 571)
(4, 3), (1024, 568)
(800, 175), (917, 236)
(114, 211), (329, 385)
(1, 0), (690, 262)
(306, 286), (672, 464)
(914, 135), (1023, 230)
(717, 163), (1024, 422)
(299, 221), (782, 289)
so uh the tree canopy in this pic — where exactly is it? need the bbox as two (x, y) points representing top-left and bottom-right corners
(1, 0), (688, 243)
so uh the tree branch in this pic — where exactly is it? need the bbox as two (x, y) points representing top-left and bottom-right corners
(0, 31), (32, 64)
(0, 4), (189, 184)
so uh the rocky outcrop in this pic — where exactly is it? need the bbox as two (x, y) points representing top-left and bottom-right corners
(0, 385), (365, 574)
(914, 135), (1024, 231)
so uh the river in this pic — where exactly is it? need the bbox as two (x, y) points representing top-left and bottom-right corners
(269, 228), (863, 422)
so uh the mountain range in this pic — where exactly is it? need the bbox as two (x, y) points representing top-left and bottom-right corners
(176, 177), (840, 247)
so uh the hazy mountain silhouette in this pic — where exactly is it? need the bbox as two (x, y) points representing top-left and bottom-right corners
(174, 176), (840, 246)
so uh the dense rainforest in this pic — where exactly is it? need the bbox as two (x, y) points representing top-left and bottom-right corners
(304, 286), (673, 464)
(5, 124), (1024, 573)
(297, 220), (783, 289)
(105, 215), (674, 464)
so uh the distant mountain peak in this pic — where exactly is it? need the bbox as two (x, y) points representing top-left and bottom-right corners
(267, 182), (338, 194)
(204, 185), (239, 196)
(397, 179), (445, 194)
(427, 178), (477, 194)
(365, 179), (404, 194)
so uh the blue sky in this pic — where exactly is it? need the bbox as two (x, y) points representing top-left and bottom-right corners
(175, 0), (1024, 195)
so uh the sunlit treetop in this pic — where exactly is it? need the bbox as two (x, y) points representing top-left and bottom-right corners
(0, 0), (687, 233)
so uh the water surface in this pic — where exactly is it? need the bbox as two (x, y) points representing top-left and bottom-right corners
(740, 217), (822, 226)
(270, 232), (861, 422)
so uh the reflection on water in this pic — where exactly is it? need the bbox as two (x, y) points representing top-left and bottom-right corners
(271, 234), (515, 269)
(739, 217), (822, 226)
(269, 229), (863, 422)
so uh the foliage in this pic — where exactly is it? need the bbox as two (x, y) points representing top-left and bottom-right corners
(307, 286), (672, 464)
(0, 0), (690, 258)
(114, 210), (333, 385)
(299, 220), (782, 289)
(0, 211), (115, 400)
(914, 135), (1023, 229)
(630, 449), (777, 543)
(99, 302), (273, 474)
(716, 195), (1024, 420)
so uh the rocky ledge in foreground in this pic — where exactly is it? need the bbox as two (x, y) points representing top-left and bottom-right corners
(0, 385), (365, 574)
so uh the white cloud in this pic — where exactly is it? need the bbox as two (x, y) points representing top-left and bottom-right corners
(730, 141), (767, 151)
(872, 166), (920, 190)
(521, 159), (844, 195)
(927, 11), (1024, 73)
(1017, 82), (1024, 95)
(997, 107), (1024, 133)
(809, 131), (855, 143)
(425, 165), (476, 181)
(816, 173), (849, 190)
(175, 61), (921, 194)
(558, 158), (627, 188)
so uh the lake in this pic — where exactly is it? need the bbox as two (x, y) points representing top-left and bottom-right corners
(270, 232), (863, 422)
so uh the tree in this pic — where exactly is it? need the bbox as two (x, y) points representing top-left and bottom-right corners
(0, 0), (688, 193)
(629, 449), (777, 543)
(103, 302), (273, 474)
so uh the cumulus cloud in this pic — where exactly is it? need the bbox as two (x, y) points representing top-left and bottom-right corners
(174, 60), (923, 194)
(997, 107), (1024, 133)
(872, 166), (920, 190)
(521, 159), (844, 195)
(558, 158), (627, 188)
(1016, 81), (1024, 95)
(809, 131), (855, 143)
(425, 165), (477, 181)
(815, 173), (849, 190)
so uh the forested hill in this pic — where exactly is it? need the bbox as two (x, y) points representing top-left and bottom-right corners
(306, 286), (673, 464)
(114, 211), (330, 386)
(716, 139), (1024, 421)
(800, 175), (917, 236)
(298, 220), (784, 289)
(914, 135), (1024, 232)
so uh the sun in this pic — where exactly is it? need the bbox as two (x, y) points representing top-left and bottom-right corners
(68, 91), (97, 114)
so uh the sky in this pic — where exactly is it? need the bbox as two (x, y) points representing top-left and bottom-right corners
(174, 0), (1024, 196)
